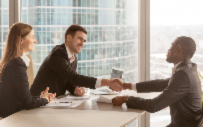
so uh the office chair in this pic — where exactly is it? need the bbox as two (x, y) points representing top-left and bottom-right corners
(197, 106), (203, 127)
(197, 115), (203, 127)
(26, 54), (35, 89)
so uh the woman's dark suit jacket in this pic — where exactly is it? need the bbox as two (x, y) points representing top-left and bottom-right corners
(0, 57), (48, 118)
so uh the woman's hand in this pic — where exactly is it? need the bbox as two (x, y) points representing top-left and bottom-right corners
(40, 87), (56, 103)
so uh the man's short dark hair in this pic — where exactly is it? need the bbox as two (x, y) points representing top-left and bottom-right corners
(176, 36), (196, 58)
(65, 24), (87, 40)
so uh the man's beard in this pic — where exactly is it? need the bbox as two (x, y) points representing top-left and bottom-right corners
(166, 56), (173, 63)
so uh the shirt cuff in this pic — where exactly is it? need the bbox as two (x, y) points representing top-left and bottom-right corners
(95, 79), (102, 88)
(131, 83), (137, 91)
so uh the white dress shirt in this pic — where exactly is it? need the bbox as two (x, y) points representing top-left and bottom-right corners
(20, 53), (30, 67)
(131, 83), (137, 91)
(172, 62), (182, 74)
(65, 43), (101, 88)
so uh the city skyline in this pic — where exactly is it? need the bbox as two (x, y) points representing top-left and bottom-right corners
(21, 0), (138, 83)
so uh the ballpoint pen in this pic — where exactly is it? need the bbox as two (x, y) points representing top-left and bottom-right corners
(58, 102), (72, 103)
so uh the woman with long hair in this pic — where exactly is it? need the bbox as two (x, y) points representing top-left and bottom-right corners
(0, 22), (55, 118)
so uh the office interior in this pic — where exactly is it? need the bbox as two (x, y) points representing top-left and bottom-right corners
(0, 0), (203, 127)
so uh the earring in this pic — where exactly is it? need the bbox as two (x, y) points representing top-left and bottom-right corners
(20, 45), (23, 55)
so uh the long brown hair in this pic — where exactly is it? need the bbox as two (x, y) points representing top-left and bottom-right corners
(0, 22), (33, 81)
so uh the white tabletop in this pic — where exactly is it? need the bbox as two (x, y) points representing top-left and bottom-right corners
(0, 90), (160, 127)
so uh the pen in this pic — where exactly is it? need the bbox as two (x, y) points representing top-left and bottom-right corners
(58, 102), (72, 103)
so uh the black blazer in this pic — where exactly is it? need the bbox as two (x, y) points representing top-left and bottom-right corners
(126, 59), (202, 127)
(30, 44), (97, 97)
(0, 58), (48, 118)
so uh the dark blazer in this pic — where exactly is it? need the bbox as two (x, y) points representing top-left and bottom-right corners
(30, 43), (97, 97)
(0, 57), (48, 118)
(126, 59), (202, 127)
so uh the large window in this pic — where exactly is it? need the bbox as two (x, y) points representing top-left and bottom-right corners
(0, 0), (9, 58)
(21, 0), (138, 83)
(5, 0), (201, 126)
(150, 0), (203, 126)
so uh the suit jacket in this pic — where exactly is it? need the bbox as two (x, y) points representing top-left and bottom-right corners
(0, 58), (48, 118)
(30, 43), (97, 97)
(126, 59), (202, 127)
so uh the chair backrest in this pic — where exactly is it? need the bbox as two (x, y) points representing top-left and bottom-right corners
(198, 117), (203, 127)
(197, 107), (203, 127)
(26, 54), (35, 89)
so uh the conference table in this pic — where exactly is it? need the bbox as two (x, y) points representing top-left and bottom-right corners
(0, 90), (159, 127)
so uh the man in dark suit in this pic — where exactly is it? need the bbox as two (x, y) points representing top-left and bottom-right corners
(112, 36), (202, 127)
(30, 25), (124, 97)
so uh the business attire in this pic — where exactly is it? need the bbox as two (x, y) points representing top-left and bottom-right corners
(126, 59), (202, 127)
(0, 54), (48, 118)
(30, 43), (101, 97)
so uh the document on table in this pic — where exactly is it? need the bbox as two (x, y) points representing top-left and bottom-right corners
(41, 103), (73, 107)
(65, 88), (90, 100)
(41, 98), (86, 108)
(42, 88), (90, 108)
(49, 98), (72, 103)
(97, 96), (112, 104)
(68, 100), (86, 108)
(91, 87), (120, 95)
(65, 94), (90, 100)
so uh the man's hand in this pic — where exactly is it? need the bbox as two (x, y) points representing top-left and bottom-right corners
(112, 78), (123, 85)
(101, 79), (125, 92)
(74, 87), (85, 96)
(113, 79), (132, 90)
(40, 87), (56, 103)
(112, 96), (130, 106)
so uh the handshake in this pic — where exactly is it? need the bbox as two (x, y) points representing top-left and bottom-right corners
(74, 79), (132, 96)
(100, 78), (129, 92)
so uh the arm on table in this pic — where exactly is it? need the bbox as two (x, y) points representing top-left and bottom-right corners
(48, 53), (97, 89)
(12, 61), (49, 109)
(113, 78), (170, 92)
(126, 71), (189, 113)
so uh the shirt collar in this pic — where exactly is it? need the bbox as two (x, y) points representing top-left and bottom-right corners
(172, 61), (182, 74)
(20, 53), (30, 67)
(65, 43), (75, 63)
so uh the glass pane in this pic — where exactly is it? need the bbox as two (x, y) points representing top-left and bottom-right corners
(21, 0), (138, 84)
(0, 0), (9, 59)
(150, 0), (203, 126)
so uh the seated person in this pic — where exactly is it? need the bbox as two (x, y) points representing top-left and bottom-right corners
(0, 23), (55, 118)
(30, 25), (124, 97)
(112, 36), (202, 127)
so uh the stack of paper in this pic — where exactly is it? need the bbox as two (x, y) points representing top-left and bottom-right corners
(97, 96), (112, 104)
(65, 88), (90, 100)
(41, 103), (73, 107)
(41, 98), (86, 108)
(42, 88), (91, 108)
(91, 87), (120, 95)
(68, 100), (86, 108)
(65, 94), (90, 100)
(49, 98), (72, 103)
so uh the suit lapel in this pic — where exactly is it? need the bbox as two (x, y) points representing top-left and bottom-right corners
(61, 43), (71, 64)
(61, 43), (78, 69)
